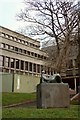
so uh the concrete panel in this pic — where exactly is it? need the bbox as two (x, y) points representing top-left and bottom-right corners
(1, 73), (13, 92)
(14, 74), (40, 93)
(37, 83), (70, 108)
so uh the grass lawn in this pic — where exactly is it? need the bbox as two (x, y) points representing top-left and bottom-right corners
(2, 105), (79, 118)
(2, 92), (80, 119)
(2, 92), (36, 106)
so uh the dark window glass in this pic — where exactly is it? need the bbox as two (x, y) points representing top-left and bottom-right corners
(16, 59), (19, 69)
(25, 62), (28, 70)
(33, 64), (36, 72)
(0, 56), (4, 66)
(37, 64), (40, 73)
(15, 47), (18, 52)
(29, 62), (32, 71)
(21, 60), (24, 70)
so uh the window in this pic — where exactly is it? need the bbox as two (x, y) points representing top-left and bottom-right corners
(21, 60), (24, 70)
(5, 44), (9, 49)
(19, 48), (22, 53)
(11, 58), (15, 68)
(22, 40), (24, 44)
(8, 45), (10, 49)
(41, 55), (43, 59)
(5, 57), (10, 67)
(30, 43), (34, 47)
(16, 59), (19, 69)
(36, 45), (38, 48)
(38, 54), (40, 58)
(33, 64), (36, 72)
(25, 62), (28, 70)
(1, 33), (5, 37)
(35, 53), (37, 57)
(14, 38), (17, 41)
(1, 43), (5, 48)
(0, 56), (4, 66)
(25, 42), (28, 45)
(31, 52), (34, 56)
(23, 50), (26, 54)
(37, 64), (40, 73)
(5, 34), (9, 38)
(10, 46), (14, 50)
(18, 39), (21, 42)
(10, 36), (14, 40)
(27, 51), (30, 55)
(29, 62), (32, 71)
(15, 47), (18, 52)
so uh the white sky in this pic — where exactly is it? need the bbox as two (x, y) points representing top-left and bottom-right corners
(0, 0), (25, 31)
(0, 0), (78, 33)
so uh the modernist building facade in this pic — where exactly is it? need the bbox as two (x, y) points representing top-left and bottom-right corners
(0, 26), (53, 76)
(0, 26), (51, 93)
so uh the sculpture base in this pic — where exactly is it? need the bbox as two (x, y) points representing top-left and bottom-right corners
(37, 83), (70, 108)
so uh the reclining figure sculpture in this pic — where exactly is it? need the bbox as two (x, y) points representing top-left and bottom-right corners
(40, 71), (62, 83)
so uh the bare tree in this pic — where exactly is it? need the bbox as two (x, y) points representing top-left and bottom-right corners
(17, 0), (78, 72)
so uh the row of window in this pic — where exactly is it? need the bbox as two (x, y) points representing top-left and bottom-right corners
(1, 56), (78, 76)
(0, 56), (53, 75)
(0, 55), (42, 73)
(1, 32), (40, 48)
(0, 43), (47, 60)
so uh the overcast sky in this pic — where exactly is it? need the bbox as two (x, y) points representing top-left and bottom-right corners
(0, 0), (78, 32)
(0, 0), (25, 31)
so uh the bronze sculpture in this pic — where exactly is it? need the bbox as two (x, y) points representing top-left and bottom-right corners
(40, 71), (62, 83)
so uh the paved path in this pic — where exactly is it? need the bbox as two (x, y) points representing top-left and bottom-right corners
(3, 100), (36, 108)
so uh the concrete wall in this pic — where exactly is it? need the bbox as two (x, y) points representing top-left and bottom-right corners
(14, 74), (40, 93)
(1, 72), (13, 92)
(1, 72), (40, 93)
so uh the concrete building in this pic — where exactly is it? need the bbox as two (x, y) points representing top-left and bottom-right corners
(0, 26), (49, 75)
(0, 26), (51, 93)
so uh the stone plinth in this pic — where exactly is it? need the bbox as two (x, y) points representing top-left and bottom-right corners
(37, 83), (70, 108)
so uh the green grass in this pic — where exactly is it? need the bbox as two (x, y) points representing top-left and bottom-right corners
(2, 92), (36, 106)
(2, 105), (79, 118)
(2, 92), (80, 119)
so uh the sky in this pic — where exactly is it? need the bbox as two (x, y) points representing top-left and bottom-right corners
(0, 0), (78, 34)
(0, 0), (25, 31)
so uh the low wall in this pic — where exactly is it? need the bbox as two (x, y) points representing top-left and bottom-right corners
(1, 72), (40, 93)
(1, 72), (13, 92)
(14, 74), (40, 93)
